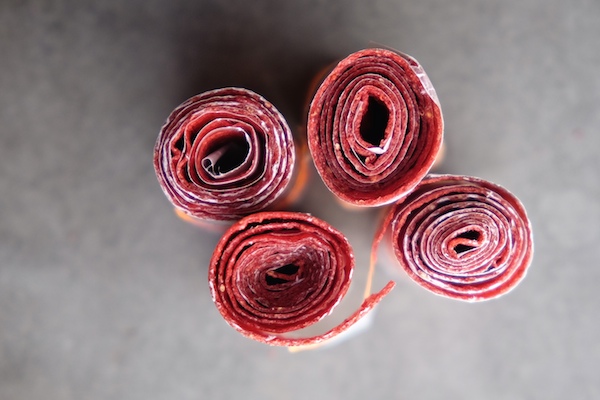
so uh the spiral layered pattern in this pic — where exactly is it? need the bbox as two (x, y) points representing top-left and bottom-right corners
(154, 88), (295, 221)
(209, 211), (394, 346)
(307, 48), (443, 206)
(385, 175), (533, 301)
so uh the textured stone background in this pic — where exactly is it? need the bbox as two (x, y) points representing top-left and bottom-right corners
(1, 1), (599, 399)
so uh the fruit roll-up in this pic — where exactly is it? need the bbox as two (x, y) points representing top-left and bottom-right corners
(373, 175), (534, 302)
(307, 48), (443, 207)
(209, 211), (395, 347)
(154, 88), (308, 228)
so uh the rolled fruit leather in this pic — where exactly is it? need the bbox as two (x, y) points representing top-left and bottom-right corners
(209, 211), (395, 348)
(307, 48), (444, 207)
(372, 175), (534, 302)
(154, 88), (309, 229)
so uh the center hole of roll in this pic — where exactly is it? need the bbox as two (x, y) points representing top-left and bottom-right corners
(457, 230), (480, 241)
(265, 264), (299, 285)
(202, 135), (250, 176)
(454, 244), (476, 254)
(360, 97), (389, 146)
(453, 230), (481, 254)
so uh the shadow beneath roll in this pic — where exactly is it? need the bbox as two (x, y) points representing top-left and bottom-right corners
(166, 2), (337, 130)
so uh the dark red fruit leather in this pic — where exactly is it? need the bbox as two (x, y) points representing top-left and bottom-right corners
(209, 211), (395, 346)
(154, 88), (295, 221)
(307, 48), (443, 206)
(376, 175), (533, 301)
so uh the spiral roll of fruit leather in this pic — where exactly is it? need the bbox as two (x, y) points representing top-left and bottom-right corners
(209, 211), (395, 346)
(375, 175), (533, 301)
(307, 48), (443, 206)
(154, 88), (296, 222)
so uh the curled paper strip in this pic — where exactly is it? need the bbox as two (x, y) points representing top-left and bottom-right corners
(307, 48), (443, 206)
(375, 175), (533, 301)
(209, 211), (395, 347)
(154, 88), (295, 221)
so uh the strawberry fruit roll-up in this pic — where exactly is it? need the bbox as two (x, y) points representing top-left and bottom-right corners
(375, 175), (534, 302)
(154, 88), (300, 224)
(307, 48), (443, 207)
(209, 211), (395, 347)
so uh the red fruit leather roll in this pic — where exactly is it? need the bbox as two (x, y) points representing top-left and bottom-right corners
(209, 211), (395, 347)
(307, 48), (443, 206)
(154, 88), (296, 223)
(374, 175), (533, 301)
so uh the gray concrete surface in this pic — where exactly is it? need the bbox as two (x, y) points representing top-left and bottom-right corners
(1, 0), (599, 399)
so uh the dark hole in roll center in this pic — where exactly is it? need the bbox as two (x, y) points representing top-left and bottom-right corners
(453, 230), (481, 254)
(265, 264), (299, 285)
(275, 264), (299, 275)
(457, 230), (480, 240)
(216, 139), (250, 174)
(204, 136), (250, 175)
(360, 97), (389, 146)
(454, 244), (476, 254)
